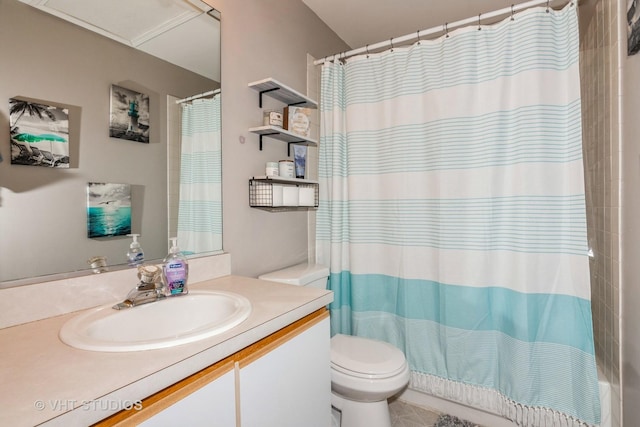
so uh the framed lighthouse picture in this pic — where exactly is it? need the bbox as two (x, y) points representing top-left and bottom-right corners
(109, 84), (150, 143)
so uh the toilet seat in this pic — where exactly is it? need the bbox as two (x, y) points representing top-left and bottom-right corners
(331, 334), (407, 379)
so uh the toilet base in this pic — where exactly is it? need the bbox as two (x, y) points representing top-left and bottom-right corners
(332, 392), (391, 427)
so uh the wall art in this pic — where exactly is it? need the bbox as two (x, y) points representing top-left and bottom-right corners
(109, 84), (150, 143)
(9, 98), (69, 168)
(87, 182), (132, 238)
(283, 106), (311, 138)
(629, 0), (640, 55)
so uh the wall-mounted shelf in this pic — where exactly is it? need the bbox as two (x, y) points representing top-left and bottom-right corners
(248, 77), (318, 154)
(248, 125), (317, 155)
(249, 176), (319, 212)
(248, 78), (318, 109)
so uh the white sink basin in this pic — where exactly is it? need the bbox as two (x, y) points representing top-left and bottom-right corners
(59, 290), (251, 352)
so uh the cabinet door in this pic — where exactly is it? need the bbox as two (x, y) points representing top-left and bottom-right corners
(238, 316), (330, 427)
(139, 366), (236, 427)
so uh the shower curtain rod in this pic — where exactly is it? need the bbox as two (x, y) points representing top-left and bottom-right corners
(175, 88), (220, 104)
(314, 0), (572, 65)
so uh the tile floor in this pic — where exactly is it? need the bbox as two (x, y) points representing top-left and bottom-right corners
(389, 398), (443, 427)
(331, 398), (452, 427)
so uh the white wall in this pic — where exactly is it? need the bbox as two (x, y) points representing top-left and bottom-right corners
(207, 0), (348, 278)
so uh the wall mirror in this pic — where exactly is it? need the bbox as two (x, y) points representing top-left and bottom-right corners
(0, 0), (222, 288)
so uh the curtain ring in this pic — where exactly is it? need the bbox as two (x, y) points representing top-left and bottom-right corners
(366, 44), (370, 58)
(444, 23), (449, 38)
(546, 0), (550, 12)
(511, 4), (515, 20)
(478, 13), (482, 30)
(416, 30), (421, 45)
(390, 37), (394, 52)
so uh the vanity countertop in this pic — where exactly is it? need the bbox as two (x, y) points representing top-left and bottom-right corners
(0, 275), (333, 427)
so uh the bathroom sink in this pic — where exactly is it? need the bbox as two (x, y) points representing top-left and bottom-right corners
(59, 290), (252, 352)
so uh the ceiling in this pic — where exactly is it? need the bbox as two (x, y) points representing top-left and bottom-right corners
(18, 0), (221, 82)
(302, 0), (570, 50)
(19, 0), (577, 82)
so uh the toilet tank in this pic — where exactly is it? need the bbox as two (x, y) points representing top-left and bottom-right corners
(258, 263), (329, 289)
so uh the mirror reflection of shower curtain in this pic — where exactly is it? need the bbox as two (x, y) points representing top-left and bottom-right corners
(177, 94), (222, 255)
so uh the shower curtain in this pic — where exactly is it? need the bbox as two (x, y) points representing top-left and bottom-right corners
(177, 95), (222, 255)
(317, 4), (600, 426)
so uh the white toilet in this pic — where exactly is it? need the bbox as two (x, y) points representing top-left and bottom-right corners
(259, 263), (410, 427)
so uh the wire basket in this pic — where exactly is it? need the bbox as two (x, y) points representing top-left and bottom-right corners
(249, 179), (318, 211)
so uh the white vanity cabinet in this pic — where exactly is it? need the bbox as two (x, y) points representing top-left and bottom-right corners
(98, 360), (237, 427)
(96, 309), (330, 427)
(139, 366), (236, 427)
(238, 315), (330, 427)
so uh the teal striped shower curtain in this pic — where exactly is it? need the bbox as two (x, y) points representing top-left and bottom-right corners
(177, 95), (222, 254)
(316, 4), (600, 426)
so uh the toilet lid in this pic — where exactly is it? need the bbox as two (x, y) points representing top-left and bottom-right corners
(331, 334), (407, 379)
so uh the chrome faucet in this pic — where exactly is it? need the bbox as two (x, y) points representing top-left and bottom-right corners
(113, 265), (166, 310)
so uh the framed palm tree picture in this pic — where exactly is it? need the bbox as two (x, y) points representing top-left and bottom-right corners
(9, 98), (70, 168)
(629, 0), (640, 55)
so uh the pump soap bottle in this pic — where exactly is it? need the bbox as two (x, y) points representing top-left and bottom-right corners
(127, 234), (145, 267)
(162, 237), (189, 295)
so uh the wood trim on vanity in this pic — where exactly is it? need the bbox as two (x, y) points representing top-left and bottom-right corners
(93, 307), (329, 426)
(94, 359), (235, 426)
(235, 306), (328, 368)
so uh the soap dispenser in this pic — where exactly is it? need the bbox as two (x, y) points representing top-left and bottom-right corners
(127, 234), (145, 267)
(162, 237), (189, 295)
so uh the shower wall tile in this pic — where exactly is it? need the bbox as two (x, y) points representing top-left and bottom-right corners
(579, 0), (621, 425)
